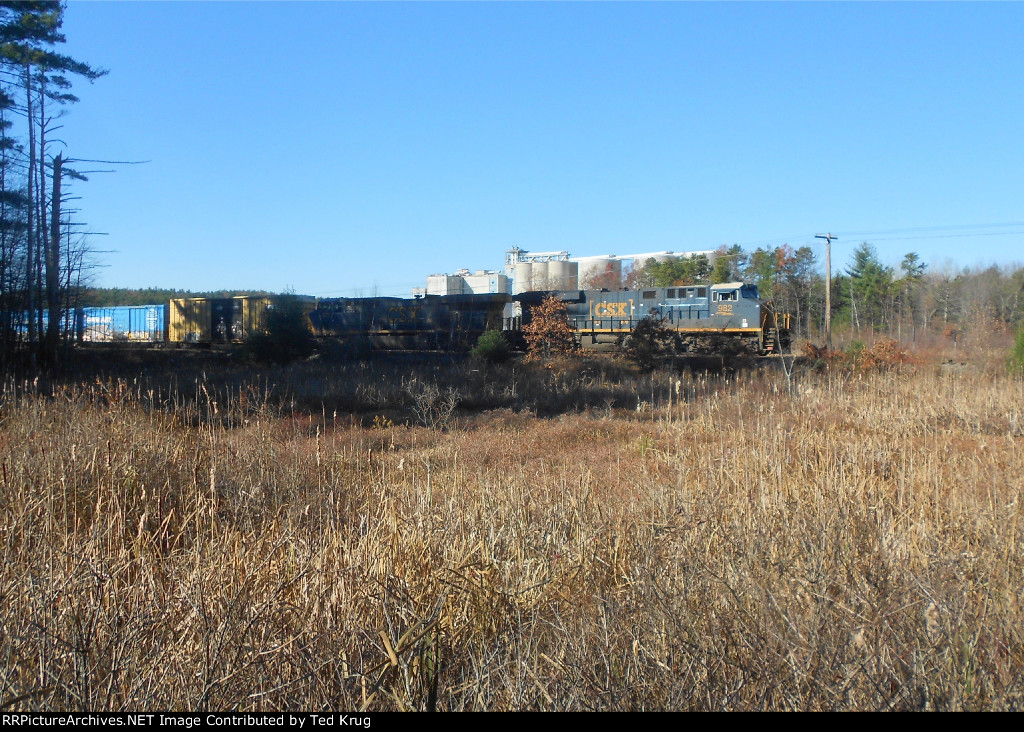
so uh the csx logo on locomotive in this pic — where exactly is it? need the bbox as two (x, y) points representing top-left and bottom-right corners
(387, 306), (426, 326)
(592, 301), (633, 318)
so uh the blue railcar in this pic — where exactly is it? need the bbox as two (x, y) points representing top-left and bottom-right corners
(12, 309), (79, 338)
(79, 305), (166, 342)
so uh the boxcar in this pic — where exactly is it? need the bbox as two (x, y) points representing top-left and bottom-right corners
(167, 296), (273, 344)
(78, 305), (166, 342)
(310, 293), (510, 350)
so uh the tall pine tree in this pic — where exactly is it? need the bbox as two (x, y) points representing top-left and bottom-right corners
(0, 1), (103, 365)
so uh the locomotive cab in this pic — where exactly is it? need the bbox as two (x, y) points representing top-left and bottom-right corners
(710, 282), (759, 302)
(708, 282), (760, 326)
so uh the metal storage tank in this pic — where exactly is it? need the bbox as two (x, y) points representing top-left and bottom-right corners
(548, 260), (578, 290)
(575, 256), (622, 289)
(530, 261), (550, 291)
(514, 262), (533, 294)
(573, 256), (601, 284)
(626, 251), (675, 266)
(606, 259), (624, 288)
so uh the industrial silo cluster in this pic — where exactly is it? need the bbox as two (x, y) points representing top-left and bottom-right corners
(421, 247), (717, 297)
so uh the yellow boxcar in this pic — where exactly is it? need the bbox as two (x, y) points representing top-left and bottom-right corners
(237, 296), (273, 340)
(167, 296), (310, 344)
(167, 298), (212, 343)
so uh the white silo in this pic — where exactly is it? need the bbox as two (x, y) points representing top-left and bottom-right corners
(548, 260), (579, 290)
(574, 256), (622, 289)
(530, 261), (550, 291)
(514, 262), (533, 294)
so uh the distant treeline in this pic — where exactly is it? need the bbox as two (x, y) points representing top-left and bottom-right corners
(624, 243), (1024, 342)
(79, 288), (276, 308)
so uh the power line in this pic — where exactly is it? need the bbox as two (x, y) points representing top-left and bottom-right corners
(840, 221), (1024, 238)
(732, 221), (1024, 252)
(856, 230), (1024, 243)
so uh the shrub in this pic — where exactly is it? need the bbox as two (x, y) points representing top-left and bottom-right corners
(404, 379), (459, 429)
(800, 341), (839, 361)
(1010, 324), (1024, 374)
(858, 339), (908, 371)
(522, 295), (578, 362)
(471, 329), (510, 364)
(798, 341), (843, 373)
(618, 316), (677, 372)
(845, 340), (866, 363)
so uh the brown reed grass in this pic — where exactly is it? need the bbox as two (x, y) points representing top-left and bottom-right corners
(0, 355), (1021, 710)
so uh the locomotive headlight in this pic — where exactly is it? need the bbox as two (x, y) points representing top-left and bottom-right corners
(742, 319), (748, 327)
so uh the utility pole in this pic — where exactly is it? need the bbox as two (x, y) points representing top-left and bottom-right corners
(815, 233), (837, 350)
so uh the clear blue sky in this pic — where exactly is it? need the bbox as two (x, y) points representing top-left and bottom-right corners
(58, 1), (1024, 297)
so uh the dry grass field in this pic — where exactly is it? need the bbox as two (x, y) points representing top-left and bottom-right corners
(0, 347), (1021, 710)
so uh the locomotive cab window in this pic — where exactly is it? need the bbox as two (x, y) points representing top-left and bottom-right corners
(718, 290), (738, 302)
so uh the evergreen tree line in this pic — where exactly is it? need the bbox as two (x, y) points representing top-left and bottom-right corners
(627, 243), (1024, 343)
(0, 1), (102, 369)
(78, 287), (275, 308)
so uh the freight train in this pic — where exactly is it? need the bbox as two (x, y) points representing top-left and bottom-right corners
(58, 282), (791, 355)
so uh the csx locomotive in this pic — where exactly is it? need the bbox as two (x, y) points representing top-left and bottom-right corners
(514, 282), (790, 354)
(86, 281), (790, 355)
